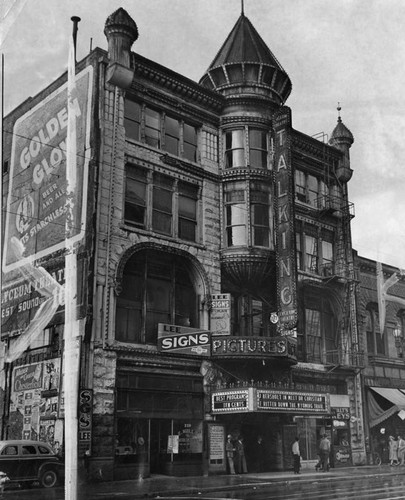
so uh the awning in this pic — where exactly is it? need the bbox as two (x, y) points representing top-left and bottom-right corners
(368, 387), (405, 428)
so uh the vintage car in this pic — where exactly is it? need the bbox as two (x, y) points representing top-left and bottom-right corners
(0, 440), (63, 488)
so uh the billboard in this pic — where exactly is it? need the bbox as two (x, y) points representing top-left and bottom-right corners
(2, 66), (93, 273)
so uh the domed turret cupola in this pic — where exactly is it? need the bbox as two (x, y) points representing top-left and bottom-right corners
(329, 104), (354, 182)
(199, 12), (292, 106)
(104, 8), (139, 88)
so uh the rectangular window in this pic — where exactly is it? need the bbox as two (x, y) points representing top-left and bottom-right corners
(183, 123), (197, 162)
(164, 116), (180, 156)
(124, 103), (199, 162)
(295, 170), (322, 207)
(124, 100), (141, 141)
(152, 174), (173, 235)
(225, 129), (245, 168)
(125, 166), (147, 228)
(226, 204), (246, 246)
(306, 308), (322, 363)
(145, 107), (161, 148)
(178, 182), (198, 242)
(305, 235), (318, 273)
(251, 204), (269, 247)
(249, 129), (267, 169)
(204, 131), (218, 161)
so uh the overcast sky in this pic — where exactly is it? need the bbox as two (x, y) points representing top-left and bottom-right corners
(1, 0), (404, 269)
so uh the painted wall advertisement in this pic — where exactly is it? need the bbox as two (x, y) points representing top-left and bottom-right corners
(273, 107), (298, 335)
(211, 294), (231, 336)
(9, 359), (63, 454)
(1, 66), (93, 338)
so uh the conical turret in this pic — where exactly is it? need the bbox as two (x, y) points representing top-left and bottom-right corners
(199, 13), (291, 106)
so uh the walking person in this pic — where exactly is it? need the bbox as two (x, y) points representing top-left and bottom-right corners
(235, 435), (247, 474)
(398, 435), (405, 465)
(389, 435), (399, 466)
(319, 434), (331, 472)
(225, 435), (236, 475)
(292, 436), (301, 474)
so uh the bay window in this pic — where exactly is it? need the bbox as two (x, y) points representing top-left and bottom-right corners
(224, 127), (268, 169)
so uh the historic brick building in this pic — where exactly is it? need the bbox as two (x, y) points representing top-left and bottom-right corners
(1, 7), (370, 480)
(355, 256), (405, 464)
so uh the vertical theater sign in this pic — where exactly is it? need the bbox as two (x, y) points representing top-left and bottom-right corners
(273, 107), (298, 336)
(1, 66), (93, 338)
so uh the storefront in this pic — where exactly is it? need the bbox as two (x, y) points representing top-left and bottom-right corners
(209, 387), (334, 472)
(114, 369), (204, 480)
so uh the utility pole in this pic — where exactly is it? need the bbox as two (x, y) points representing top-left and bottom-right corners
(64, 16), (81, 500)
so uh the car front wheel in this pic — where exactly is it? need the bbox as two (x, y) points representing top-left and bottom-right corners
(40, 469), (58, 488)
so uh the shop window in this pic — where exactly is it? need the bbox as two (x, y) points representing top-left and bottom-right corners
(116, 251), (198, 344)
(124, 99), (199, 162)
(295, 417), (332, 461)
(366, 304), (385, 356)
(124, 165), (199, 243)
(115, 418), (149, 467)
(224, 127), (268, 169)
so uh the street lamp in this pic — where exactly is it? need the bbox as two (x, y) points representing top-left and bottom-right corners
(393, 323), (403, 358)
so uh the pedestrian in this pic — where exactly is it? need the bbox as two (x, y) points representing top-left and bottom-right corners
(0, 471), (9, 499)
(388, 435), (399, 466)
(234, 435), (247, 474)
(319, 434), (331, 472)
(398, 435), (405, 466)
(292, 436), (301, 474)
(225, 435), (236, 475)
(252, 435), (265, 472)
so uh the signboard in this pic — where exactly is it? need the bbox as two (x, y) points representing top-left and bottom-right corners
(1, 264), (66, 338)
(10, 359), (63, 449)
(208, 424), (225, 462)
(211, 336), (296, 359)
(331, 407), (350, 420)
(158, 323), (211, 356)
(212, 389), (254, 413)
(211, 294), (231, 336)
(2, 66), (93, 273)
(273, 107), (298, 333)
(78, 389), (92, 456)
(257, 390), (330, 413)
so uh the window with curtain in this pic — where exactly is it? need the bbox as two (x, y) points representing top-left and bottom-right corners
(116, 251), (198, 344)
(225, 127), (268, 169)
(296, 226), (334, 276)
(305, 235), (318, 273)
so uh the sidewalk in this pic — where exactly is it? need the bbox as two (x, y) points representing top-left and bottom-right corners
(79, 464), (404, 499)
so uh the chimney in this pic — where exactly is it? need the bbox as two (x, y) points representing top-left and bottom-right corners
(104, 8), (138, 89)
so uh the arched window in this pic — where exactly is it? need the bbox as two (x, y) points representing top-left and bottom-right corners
(116, 250), (198, 345)
(365, 304), (385, 356)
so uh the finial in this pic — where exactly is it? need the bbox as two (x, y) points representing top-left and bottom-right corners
(337, 102), (342, 122)
(241, 0), (245, 15)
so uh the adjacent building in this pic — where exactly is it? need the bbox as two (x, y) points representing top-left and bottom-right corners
(2, 6), (401, 481)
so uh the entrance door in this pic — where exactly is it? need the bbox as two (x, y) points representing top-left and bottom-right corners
(149, 420), (171, 474)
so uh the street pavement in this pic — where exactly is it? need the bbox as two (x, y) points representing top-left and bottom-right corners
(3, 463), (405, 499)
